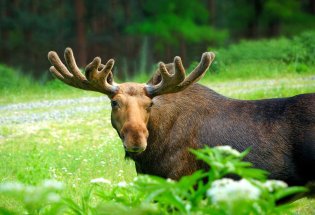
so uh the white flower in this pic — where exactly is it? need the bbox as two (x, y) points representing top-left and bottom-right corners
(207, 179), (260, 203)
(262, 180), (287, 192)
(42, 180), (64, 190)
(215, 145), (241, 157)
(46, 193), (61, 202)
(0, 182), (25, 192)
(90, 178), (111, 184)
(185, 203), (192, 212)
(166, 178), (175, 183)
(117, 181), (128, 187)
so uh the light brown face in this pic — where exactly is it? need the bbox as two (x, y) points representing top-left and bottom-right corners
(110, 83), (153, 153)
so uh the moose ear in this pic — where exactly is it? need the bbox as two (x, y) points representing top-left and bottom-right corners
(147, 63), (174, 85)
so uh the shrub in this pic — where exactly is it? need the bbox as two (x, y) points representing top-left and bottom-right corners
(210, 30), (315, 74)
(1, 146), (306, 214)
(0, 64), (33, 90)
(0, 143), (310, 215)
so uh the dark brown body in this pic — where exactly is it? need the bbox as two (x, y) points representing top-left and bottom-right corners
(48, 48), (314, 186)
(126, 84), (315, 186)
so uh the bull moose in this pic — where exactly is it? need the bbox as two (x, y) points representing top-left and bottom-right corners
(48, 48), (315, 186)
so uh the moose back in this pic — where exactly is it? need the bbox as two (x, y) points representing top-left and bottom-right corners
(48, 48), (315, 186)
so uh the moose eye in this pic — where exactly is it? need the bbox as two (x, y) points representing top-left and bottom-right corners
(111, 100), (119, 108)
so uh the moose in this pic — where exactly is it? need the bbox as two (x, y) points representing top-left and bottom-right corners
(48, 48), (315, 186)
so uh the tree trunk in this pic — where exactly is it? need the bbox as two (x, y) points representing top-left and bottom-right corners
(208, 0), (216, 25)
(309, 0), (315, 14)
(180, 37), (187, 65)
(74, 0), (87, 66)
(247, 0), (263, 38)
(268, 20), (281, 37)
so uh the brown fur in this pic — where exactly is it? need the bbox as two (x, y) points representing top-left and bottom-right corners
(47, 48), (315, 186)
(113, 83), (315, 186)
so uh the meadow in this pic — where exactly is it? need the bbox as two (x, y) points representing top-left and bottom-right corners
(1, 34), (315, 214)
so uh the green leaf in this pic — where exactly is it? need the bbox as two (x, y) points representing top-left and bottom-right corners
(274, 186), (308, 201)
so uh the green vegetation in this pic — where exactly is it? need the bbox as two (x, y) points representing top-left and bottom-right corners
(1, 30), (315, 104)
(0, 34), (314, 214)
(0, 70), (314, 214)
(210, 31), (315, 76)
(0, 147), (310, 214)
(2, 0), (315, 79)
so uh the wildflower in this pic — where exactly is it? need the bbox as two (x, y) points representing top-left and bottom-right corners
(90, 178), (111, 184)
(42, 180), (64, 190)
(207, 179), (260, 203)
(185, 203), (192, 212)
(166, 178), (175, 183)
(0, 182), (25, 193)
(117, 181), (128, 187)
(46, 193), (61, 202)
(215, 145), (241, 157)
(262, 180), (287, 192)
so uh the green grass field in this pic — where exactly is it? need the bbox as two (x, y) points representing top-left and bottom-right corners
(0, 67), (315, 214)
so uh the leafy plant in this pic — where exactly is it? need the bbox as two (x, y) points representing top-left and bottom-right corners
(0, 146), (308, 214)
(93, 146), (307, 214)
(0, 180), (65, 214)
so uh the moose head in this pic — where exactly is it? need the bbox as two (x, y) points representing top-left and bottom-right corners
(48, 48), (215, 154)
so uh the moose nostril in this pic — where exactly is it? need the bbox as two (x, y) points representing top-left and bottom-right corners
(131, 146), (141, 151)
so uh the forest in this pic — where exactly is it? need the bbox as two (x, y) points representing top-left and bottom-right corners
(1, 0), (315, 80)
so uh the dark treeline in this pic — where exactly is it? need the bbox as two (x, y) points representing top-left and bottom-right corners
(1, 0), (315, 80)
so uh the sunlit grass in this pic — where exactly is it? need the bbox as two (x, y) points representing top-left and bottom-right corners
(204, 75), (315, 99)
(0, 69), (314, 213)
(0, 103), (136, 212)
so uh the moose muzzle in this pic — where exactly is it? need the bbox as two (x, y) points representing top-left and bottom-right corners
(120, 122), (149, 153)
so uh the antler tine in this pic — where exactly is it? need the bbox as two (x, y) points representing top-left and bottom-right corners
(48, 48), (118, 96)
(145, 57), (186, 96)
(64, 48), (88, 82)
(178, 52), (215, 88)
(85, 57), (118, 95)
(145, 52), (215, 97)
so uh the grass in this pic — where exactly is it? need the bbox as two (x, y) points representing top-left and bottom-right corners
(1, 42), (315, 214)
(1, 72), (315, 213)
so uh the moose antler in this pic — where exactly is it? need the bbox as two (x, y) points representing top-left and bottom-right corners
(48, 48), (118, 97)
(145, 52), (215, 97)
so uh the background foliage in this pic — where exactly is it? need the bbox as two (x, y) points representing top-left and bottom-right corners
(1, 0), (315, 80)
